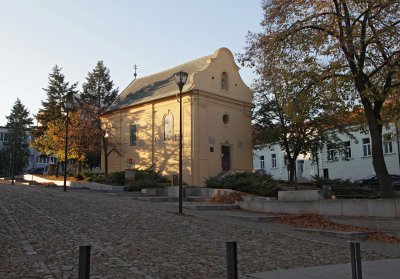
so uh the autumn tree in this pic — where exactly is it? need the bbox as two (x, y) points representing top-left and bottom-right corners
(31, 104), (101, 174)
(32, 66), (78, 175)
(80, 61), (119, 182)
(0, 99), (33, 175)
(241, 0), (400, 198)
(251, 55), (353, 187)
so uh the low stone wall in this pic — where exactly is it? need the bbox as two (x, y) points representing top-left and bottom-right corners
(238, 198), (400, 218)
(141, 186), (234, 198)
(22, 175), (125, 192)
(278, 190), (323, 201)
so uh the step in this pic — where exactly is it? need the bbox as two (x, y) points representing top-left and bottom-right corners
(225, 215), (280, 222)
(183, 204), (239, 210)
(295, 228), (377, 239)
(185, 196), (214, 202)
(137, 197), (178, 202)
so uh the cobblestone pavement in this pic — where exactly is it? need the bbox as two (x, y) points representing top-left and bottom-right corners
(1, 183), (399, 279)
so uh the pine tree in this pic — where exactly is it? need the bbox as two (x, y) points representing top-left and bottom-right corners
(33, 65), (78, 138)
(81, 61), (119, 110)
(80, 61), (119, 181)
(0, 99), (33, 175)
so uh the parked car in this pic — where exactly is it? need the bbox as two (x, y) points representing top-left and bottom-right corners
(24, 167), (44, 175)
(357, 174), (400, 190)
(253, 168), (271, 175)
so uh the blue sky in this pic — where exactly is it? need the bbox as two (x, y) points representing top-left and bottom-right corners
(0, 0), (263, 125)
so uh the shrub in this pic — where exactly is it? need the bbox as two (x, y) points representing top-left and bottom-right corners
(80, 170), (105, 183)
(109, 171), (125, 185)
(74, 172), (84, 180)
(311, 176), (377, 198)
(312, 175), (357, 188)
(135, 167), (169, 183)
(127, 179), (165, 192)
(205, 171), (281, 197)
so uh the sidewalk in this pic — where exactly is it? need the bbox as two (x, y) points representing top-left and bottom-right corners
(247, 258), (400, 279)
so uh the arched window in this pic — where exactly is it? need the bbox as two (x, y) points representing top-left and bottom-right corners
(130, 123), (137, 146)
(164, 114), (173, 141)
(221, 72), (229, 91)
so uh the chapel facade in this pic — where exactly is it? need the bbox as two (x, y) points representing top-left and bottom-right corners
(101, 48), (253, 186)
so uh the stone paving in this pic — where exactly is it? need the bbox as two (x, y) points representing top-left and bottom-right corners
(1, 183), (399, 279)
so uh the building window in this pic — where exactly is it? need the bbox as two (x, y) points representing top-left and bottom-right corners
(271, 154), (277, 168)
(344, 141), (352, 159)
(327, 144), (335, 161)
(0, 132), (3, 142)
(222, 114), (229, 124)
(164, 114), (173, 141)
(130, 123), (137, 146)
(260, 155), (265, 169)
(221, 72), (229, 91)
(2, 133), (8, 142)
(311, 152), (318, 164)
(362, 138), (371, 156)
(383, 134), (393, 154)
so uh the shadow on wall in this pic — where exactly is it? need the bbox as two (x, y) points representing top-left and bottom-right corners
(107, 106), (192, 184)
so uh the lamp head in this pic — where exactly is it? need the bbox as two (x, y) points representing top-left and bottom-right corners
(65, 100), (72, 111)
(174, 71), (188, 92)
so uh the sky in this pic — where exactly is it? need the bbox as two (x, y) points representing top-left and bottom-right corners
(0, 0), (263, 126)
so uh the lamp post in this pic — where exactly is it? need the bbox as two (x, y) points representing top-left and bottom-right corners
(174, 71), (188, 214)
(63, 101), (72, 192)
(11, 118), (20, 185)
(104, 130), (109, 184)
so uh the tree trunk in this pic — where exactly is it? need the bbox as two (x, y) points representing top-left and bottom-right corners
(364, 109), (394, 198)
(55, 161), (60, 177)
(288, 158), (296, 188)
(78, 161), (82, 173)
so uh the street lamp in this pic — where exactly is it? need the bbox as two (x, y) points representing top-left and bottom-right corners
(174, 71), (188, 214)
(11, 118), (20, 185)
(104, 130), (109, 184)
(63, 101), (72, 192)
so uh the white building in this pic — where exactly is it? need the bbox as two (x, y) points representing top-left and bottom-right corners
(0, 126), (58, 175)
(253, 125), (400, 182)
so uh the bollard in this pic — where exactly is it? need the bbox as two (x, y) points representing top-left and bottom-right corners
(323, 185), (332, 199)
(226, 242), (238, 279)
(78, 245), (91, 279)
(349, 241), (362, 279)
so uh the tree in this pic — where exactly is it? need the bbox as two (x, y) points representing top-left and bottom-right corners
(241, 1), (400, 198)
(0, 99), (33, 176)
(32, 65), (78, 175)
(31, 104), (100, 174)
(80, 61), (119, 182)
(251, 54), (352, 187)
(81, 61), (119, 110)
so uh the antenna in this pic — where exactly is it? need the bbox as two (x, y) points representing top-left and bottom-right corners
(133, 64), (138, 80)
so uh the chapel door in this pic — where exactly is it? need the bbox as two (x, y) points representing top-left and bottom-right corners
(221, 146), (231, 171)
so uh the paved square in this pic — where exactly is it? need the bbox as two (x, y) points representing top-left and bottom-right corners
(1, 184), (399, 278)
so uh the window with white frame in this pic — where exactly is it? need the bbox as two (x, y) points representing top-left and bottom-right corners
(344, 141), (352, 159)
(362, 138), (371, 156)
(327, 144), (335, 161)
(271, 153), (277, 168)
(383, 134), (393, 154)
(260, 155), (265, 169)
